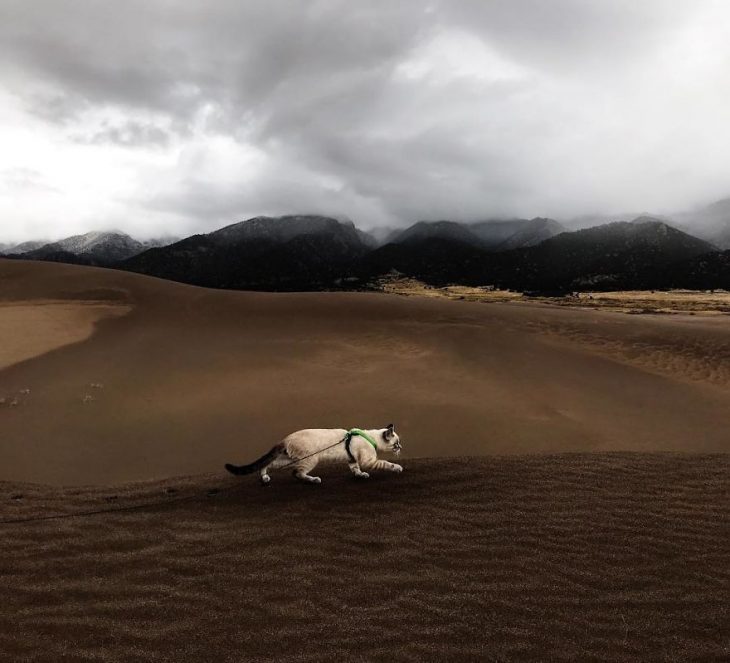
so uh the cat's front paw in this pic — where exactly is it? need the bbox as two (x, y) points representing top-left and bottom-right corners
(392, 464), (403, 473)
(356, 472), (370, 479)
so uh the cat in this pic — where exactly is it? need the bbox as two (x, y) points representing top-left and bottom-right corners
(225, 423), (403, 485)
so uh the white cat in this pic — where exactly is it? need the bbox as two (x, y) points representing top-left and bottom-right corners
(225, 424), (403, 485)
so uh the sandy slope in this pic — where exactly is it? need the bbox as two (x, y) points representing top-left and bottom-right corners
(2, 260), (730, 484)
(0, 301), (130, 370)
(1, 455), (728, 662)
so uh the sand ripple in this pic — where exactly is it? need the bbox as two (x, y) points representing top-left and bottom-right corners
(1, 454), (727, 662)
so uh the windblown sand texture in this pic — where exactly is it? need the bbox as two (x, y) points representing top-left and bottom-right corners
(1, 455), (728, 662)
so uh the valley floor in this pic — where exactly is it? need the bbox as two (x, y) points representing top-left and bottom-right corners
(376, 274), (730, 315)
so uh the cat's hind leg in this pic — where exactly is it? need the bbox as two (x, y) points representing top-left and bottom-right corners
(259, 450), (291, 485)
(292, 458), (322, 485)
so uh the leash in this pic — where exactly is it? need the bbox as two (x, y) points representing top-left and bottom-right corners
(276, 437), (348, 470)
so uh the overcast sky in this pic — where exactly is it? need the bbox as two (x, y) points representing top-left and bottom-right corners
(1, 0), (729, 242)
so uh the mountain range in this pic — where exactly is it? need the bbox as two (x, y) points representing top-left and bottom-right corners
(369, 216), (566, 250)
(1, 232), (177, 265)
(3, 206), (730, 292)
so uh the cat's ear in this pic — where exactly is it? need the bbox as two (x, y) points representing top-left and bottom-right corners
(384, 423), (395, 439)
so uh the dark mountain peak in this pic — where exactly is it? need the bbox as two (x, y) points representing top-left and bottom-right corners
(62, 230), (139, 250)
(537, 221), (717, 270)
(629, 220), (718, 248)
(630, 215), (667, 226)
(391, 220), (483, 247)
(360, 235), (487, 285)
(535, 216), (562, 228)
(469, 217), (565, 250)
(122, 214), (370, 291)
(498, 217), (566, 250)
(210, 215), (363, 247)
(527, 216), (565, 231)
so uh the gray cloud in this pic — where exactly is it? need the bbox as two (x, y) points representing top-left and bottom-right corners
(80, 121), (172, 148)
(1, 167), (58, 193)
(1, 0), (729, 241)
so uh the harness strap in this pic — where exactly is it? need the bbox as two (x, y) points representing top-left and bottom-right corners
(344, 428), (378, 463)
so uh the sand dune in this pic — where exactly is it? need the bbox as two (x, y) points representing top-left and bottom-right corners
(1, 454), (727, 662)
(1, 261), (728, 661)
(2, 260), (730, 485)
(0, 301), (130, 370)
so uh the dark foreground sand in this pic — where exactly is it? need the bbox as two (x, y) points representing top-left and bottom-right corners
(2, 260), (730, 485)
(1, 454), (728, 662)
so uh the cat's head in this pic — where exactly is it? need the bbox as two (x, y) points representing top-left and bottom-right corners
(381, 423), (401, 456)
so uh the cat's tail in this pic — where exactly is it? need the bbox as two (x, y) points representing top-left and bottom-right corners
(224, 444), (284, 476)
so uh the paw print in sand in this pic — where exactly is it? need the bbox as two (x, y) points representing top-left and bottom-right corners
(82, 383), (105, 403)
(1, 396), (22, 407)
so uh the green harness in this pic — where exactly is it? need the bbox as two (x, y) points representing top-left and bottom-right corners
(344, 428), (378, 463)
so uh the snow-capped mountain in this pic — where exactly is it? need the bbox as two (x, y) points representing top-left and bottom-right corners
(21, 231), (147, 264)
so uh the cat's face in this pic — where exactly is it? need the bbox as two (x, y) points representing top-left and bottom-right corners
(382, 424), (402, 456)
